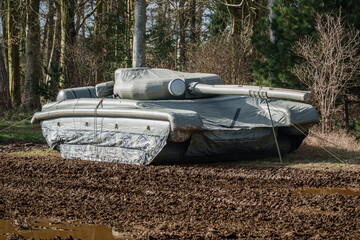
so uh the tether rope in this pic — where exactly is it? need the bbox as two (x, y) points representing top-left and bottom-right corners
(267, 100), (345, 164)
(265, 98), (283, 164)
(0, 100), (64, 134)
(94, 98), (104, 160)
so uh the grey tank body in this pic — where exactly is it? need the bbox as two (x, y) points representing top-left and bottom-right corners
(32, 68), (319, 165)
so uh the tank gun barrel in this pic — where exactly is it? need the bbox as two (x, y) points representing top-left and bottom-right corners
(188, 83), (310, 102)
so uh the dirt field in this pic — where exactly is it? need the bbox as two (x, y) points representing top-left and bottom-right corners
(0, 141), (360, 239)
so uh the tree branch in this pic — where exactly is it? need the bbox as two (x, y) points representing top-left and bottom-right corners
(218, 0), (269, 10)
(252, 0), (269, 11)
(76, 0), (103, 34)
(219, 0), (245, 8)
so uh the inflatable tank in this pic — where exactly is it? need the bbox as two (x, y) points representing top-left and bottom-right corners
(32, 68), (319, 165)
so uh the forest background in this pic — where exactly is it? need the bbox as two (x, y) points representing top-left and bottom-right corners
(0, 0), (360, 134)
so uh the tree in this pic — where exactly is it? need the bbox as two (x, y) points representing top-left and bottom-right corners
(44, 0), (61, 91)
(0, 44), (11, 110)
(223, 0), (264, 84)
(190, 0), (197, 44)
(23, 0), (41, 110)
(43, 0), (56, 66)
(126, 0), (133, 67)
(60, 0), (76, 87)
(206, 2), (230, 38)
(0, 0), (9, 74)
(7, 0), (21, 107)
(292, 14), (360, 132)
(94, 0), (104, 83)
(225, 0), (262, 35)
(251, 0), (317, 88)
(251, 0), (360, 89)
(132, 0), (146, 68)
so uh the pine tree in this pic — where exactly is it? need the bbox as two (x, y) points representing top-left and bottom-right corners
(251, 0), (317, 88)
(251, 0), (360, 89)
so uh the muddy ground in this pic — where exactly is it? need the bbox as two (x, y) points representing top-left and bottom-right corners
(0, 142), (359, 239)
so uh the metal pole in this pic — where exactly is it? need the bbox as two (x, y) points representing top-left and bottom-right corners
(265, 98), (283, 164)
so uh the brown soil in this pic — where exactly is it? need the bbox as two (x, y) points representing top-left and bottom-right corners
(0, 142), (360, 239)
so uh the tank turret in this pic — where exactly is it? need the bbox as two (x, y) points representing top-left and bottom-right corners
(96, 68), (310, 102)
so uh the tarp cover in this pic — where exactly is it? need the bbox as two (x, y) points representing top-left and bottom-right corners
(113, 68), (223, 100)
(41, 117), (170, 165)
(138, 95), (318, 130)
(137, 95), (318, 159)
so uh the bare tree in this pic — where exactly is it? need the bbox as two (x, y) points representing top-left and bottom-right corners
(187, 26), (255, 85)
(292, 14), (360, 132)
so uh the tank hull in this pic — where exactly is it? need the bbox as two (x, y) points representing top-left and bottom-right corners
(34, 95), (318, 165)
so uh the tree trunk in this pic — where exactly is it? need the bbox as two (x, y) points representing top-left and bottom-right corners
(60, 0), (66, 87)
(94, 0), (104, 83)
(126, 0), (132, 68)
(60, 0), (76, 87)
(226, 0), (243, 35)
(178, 0), (186, 69)
(44, 1), (61, 100)
(66, 0), (77, 86)
(77, 0), (85, 42)
(226, 0), (258, 35)
(23, 0), (41, 110)
(132, 0), (146, 68)
(268, 0), (276, 43)
(0, 1), (9, 74)
(7, 0), (21, 107)
(196, 3), (204, 40)
(268, 0), (276, 82)
(53, 1), (61, 65)
(0, 44), (12, 110)
(44, 0), (55, 67)
(190, 0), (196, 45)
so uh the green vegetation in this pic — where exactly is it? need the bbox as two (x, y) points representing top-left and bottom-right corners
(251, 0), (360, 89)
(0, 112), (44, 142)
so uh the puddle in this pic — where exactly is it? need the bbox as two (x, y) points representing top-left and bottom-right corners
(279, 188), (360, 196)
(0, 220), (133, 240)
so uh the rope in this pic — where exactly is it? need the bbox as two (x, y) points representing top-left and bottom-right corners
(94, 98), (104, 160)
(267, 100), (345, 164)
(265, 98), (283, 164)
(0, 100), (64, 134)
(0, 115), (33, 133)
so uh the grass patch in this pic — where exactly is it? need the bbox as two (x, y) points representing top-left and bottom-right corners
(8, 148), (60, 157)
(264, 129), (360, 171)
(288, 162), (360, 172)
(0, 111), (45, 143)
(209, 128), (360, 172)
(286, 128), (360, 163)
